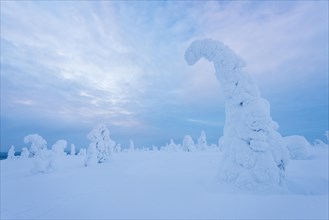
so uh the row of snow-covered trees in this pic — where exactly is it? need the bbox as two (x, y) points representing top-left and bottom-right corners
(6, 124), (223, 174)
(5, 124), (116, 173)
(7, 128), (219, 161)
(6, 123), (329, 175)
(159, 131), (219, 152)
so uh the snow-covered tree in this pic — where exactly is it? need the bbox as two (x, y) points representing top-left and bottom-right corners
(70, 144), (76, 156)
(84, 144), (98, 167)
(7, 145), (15, 159)
(85, 124), (115, 165)
(78, 148), (87, 157)
(197, 130), (208, 151)
(31, 140), (68, 173)
(20, 147), (30, 159)
(114, 144), (122, 152)
(51, 140), (67, 156)
(313, 139), (328, 148)
(24, 134), (47, 157)
(208, 144), (220, 152)
(31, 149), (51, 174)
(182, 135), (196, 152)
(152, 145), (158, 151)
(165, 139), (180, 152)
(284, 135), (310, 159)
(49, 139), (67, 171)
(185, 39), (290, 190)
(129, 140), (135, 152)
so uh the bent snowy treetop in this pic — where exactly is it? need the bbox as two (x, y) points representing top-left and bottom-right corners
(185, 39), (290, 190)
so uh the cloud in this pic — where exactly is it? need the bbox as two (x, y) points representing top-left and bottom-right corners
(1, 1), (328, 150)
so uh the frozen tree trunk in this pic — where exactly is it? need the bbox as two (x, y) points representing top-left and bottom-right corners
(185, 39), (290, 190)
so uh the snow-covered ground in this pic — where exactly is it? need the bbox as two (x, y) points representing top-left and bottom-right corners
(1, 148), (328, 219)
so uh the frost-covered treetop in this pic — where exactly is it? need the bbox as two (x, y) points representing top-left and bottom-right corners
(24, 134), (47, 157)
(52, 140), (67, 155)
(185, 39), (246, 80)
(87, 124), (110, 142)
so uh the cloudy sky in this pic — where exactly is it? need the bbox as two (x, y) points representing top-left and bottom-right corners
(1, 1), (328, 151)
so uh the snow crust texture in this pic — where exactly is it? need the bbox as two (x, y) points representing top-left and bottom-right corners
(185, 39), (290, 190)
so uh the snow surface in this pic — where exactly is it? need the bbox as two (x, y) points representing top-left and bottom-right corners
(1, 149), (328, 219)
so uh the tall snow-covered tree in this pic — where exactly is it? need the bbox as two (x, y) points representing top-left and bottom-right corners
(7, 145), (15, 159)
(85, 124), (115, 165)
(185, 39), (290, 190)
(24, 134), (47, 157)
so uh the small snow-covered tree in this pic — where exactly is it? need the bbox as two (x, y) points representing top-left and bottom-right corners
(7, 145), (15, 159)
(24, 134), (47, 157)
(284, 135), (310, 159)
(114, 144), (122, 152)
(31, 140), (68, 173)
(86, 124), (115, 165)
(168, 139), (179, 152)
(152, 145), (158, 151)
(70, 144), (76, 156)
(129, 140), (135, 152)
(31, 149), (51, 174)
(51, 140), (67, 156)
(84, 144), (98, 166)
(313, 139), (328, 148)
(20, 147), (30, 159)
(208, 144), (220, 151)
(325, 130), (329, 143)
(78, 148), (87, 156)
(197, 130), (208, 151)
(182, 135), (196, 152)
(49, 139), (67, 171)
